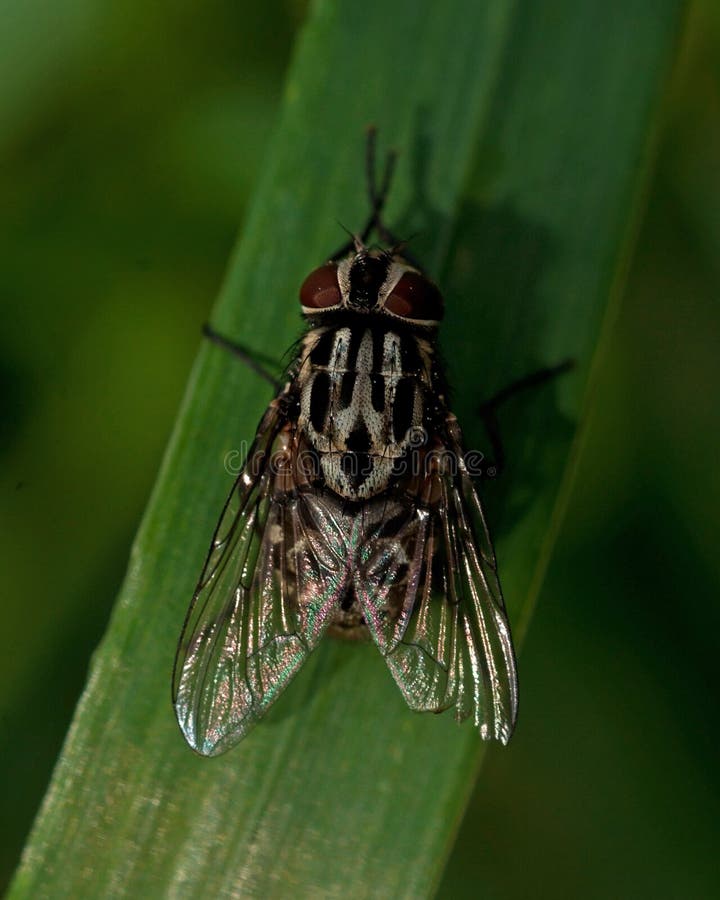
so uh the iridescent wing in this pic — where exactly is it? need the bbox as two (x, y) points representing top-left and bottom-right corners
(172, 401), (352, 756)
(354, 420), (518, 744)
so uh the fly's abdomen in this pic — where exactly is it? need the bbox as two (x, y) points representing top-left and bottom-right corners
(298, 324), (431, 500)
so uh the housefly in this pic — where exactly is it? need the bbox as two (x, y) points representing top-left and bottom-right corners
(172, 129), (518, 755)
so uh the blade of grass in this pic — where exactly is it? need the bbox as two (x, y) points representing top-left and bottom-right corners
(10, 0), (685, 896)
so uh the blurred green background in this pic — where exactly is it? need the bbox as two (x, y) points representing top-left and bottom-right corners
(1, 1), (718, 897)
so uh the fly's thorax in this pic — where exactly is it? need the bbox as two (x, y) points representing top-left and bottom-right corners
(296, 319), (438, 500)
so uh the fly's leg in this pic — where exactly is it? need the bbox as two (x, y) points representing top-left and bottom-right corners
(362, 127), (424, 269)
(330, 127), (423, 268)
(202, 323), (281, 389)
(330, 126), (397, 260)
(478, 359), (575, 477)
(362, 125), (397, 244)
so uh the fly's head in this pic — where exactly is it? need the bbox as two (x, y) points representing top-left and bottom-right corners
(299, 243), (444, 326)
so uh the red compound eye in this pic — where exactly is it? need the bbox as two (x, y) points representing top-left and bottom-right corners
(384, 272), (444, 320)
(299, 264), (342, 310)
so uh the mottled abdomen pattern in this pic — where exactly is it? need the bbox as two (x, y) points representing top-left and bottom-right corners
(298, 320), (435, 500)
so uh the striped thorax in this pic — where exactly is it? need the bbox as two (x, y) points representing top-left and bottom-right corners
(297, 247), (444, 500)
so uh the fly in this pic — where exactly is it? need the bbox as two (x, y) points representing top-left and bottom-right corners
(172, 129), (519, 756)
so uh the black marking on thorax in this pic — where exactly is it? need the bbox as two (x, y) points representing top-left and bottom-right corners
(298, 321), (435, 499)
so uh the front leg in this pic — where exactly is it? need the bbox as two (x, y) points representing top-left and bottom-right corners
(202, 323), (281, 390)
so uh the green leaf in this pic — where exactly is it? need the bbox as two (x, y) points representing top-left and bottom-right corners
(10, 0), (685, 896)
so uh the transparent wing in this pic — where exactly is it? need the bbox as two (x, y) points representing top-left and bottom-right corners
(172, 403), (352, 756)
(355, 424), (518, 744)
